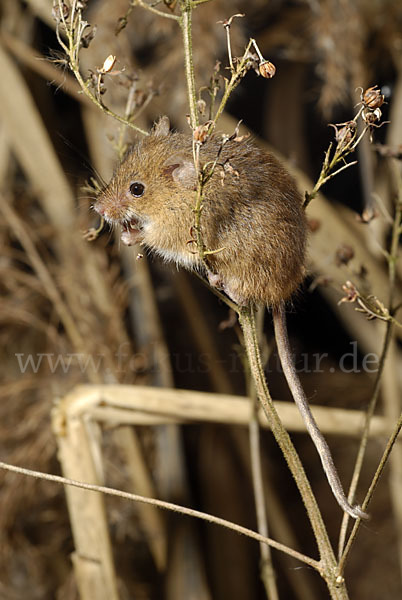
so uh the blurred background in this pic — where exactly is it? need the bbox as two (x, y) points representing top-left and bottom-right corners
(0, 0), (401, 598)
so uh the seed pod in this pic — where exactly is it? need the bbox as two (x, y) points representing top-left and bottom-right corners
(259, 60), (276, 79)
(197, 99), (207, 116)
(101, 55), (116, 74)
(52, 1), (69, 21)
(335, 121), (356, 149)
(363, 85), (384, 110)
(193, 125), (209, 144)
(362, 108), (381, 125)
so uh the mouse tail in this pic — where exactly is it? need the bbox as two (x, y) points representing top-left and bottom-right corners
(272, 302), (368, 520)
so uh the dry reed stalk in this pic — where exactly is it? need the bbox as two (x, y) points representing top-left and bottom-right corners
(56, 384), (395, 441)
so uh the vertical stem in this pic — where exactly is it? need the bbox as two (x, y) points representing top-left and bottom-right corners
(338, 411), (402, 575)
(338, 164), (402, 561)
(248, 308), (279, 600)
(249, 415), (279, 600)
(179, 0), (199, 129)
(238, 306), (349, 600)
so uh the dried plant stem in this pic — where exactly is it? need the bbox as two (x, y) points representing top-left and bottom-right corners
(238, 306), (349, 600)
(209, 38), (254, 132)
(179, 0), (199, 129)
(338, 411), (402, 576)
(0, 460), (318, 570)
(0, 197), (84, 352)
(304, 114), (369, 209)
(250, 412), (279, 600)
(338, 165), (402, 560)
(337, 320), (393, 558)
(132, 0), (180, 21)
(248, 308), (279, 600)
(56, 0), (147, 136)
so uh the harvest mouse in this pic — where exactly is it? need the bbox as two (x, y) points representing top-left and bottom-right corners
(95, 116), (366, 519)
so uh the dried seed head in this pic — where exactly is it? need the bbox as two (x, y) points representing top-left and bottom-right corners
(362, 108), (381, 125)
(193, 125), (209, 144)
(335, 121), (356, 149)
(339, 281), (358, 304)
(259, 60), (276, 79)
(197, 99), (207, 116)
(81, 25), (97, 48)
(363, 85), (384, 110)
(52, 1), (69, 21)
(101, 55), (117, 74)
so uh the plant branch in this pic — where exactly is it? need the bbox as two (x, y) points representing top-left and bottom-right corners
(338, 160), (402, 565)
(132, 0), (180, 21)
(0, 460), (319, 570)
(250, 414), (279, 600)
(238, 305), (350, 600)
(179, 0), (199, 129)
(56, 0), (148, 136)
(338, 411), (402, 575)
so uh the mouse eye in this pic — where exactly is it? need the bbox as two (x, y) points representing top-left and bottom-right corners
(129, 182), (145, 197)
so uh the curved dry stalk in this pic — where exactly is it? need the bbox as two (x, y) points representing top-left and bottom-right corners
(0, 460), (319, 570)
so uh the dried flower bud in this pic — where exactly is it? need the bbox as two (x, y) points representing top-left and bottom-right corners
(81, 25), (97, 48)
(362, 108), (381, 125)
(335, 244), (354, 266)
(197, 99), (207, 116)
(101, 55), (116, 74)
(164, 0), (178, 11)
(338, 281), (358, 304)
(134, 89), (147, 108)
(363, 85), (384, 110)
(193, 125), (209, 144)
(52, 1), (69, 21)
(259, 60), (276, 79)
(334, 121), (356, 149)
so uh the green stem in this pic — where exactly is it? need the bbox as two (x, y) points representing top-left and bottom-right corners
(179, 0), (198, 129)
(238, 306), (349, 600)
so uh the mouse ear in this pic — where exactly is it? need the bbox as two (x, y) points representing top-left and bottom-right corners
(162, 155), (197, 190)
(152, 116), (170, 137)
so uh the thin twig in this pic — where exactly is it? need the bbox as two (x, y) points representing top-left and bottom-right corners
(179, 0), (199, 129)
(0, 460), (319, 570)
(249, 308), (279, 600)
(56, 0), (148, 136)
(338, 165), (402, 560)
(250, 417), (279, 600)
(338, 411), (402, 576)
(132, 0), (180, 20)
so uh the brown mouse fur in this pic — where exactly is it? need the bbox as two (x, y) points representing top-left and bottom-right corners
(95, 118), (367, 520)
(95, 117), (307, 307)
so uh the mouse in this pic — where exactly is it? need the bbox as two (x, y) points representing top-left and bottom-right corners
(95, 116), (367, 520)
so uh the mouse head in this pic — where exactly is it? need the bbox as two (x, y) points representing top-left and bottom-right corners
(94, 117), (198, 246)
